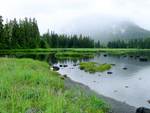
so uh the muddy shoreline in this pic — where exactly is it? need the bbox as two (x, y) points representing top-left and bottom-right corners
(65, 77), (136, 113)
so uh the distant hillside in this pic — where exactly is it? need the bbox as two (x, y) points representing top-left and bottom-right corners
(94, 21), (150, 42)
(63, 16), (150, 42)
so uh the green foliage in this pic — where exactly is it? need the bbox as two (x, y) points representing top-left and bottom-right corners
(0, 58), (109, 113)
(0, 16), (40, 49)
(0, 15), (101, 49)
(41, 32), (97, 48)
(79, 62), (112, 73)
(107, 38), (150, 49)
(55, 52), (95, 59)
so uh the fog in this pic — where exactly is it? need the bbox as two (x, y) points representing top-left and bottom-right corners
(0, 0), (150, 34)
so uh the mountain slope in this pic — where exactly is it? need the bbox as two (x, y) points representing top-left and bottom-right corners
(98, 21), (150, 41)
(63, 16), (150, 42)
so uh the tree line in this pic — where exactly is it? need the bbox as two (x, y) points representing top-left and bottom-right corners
(0, 16), (101, 49)
(107, 38), (150, 48)
(1, 15), (150, 49)
(41, 31), (101, 48)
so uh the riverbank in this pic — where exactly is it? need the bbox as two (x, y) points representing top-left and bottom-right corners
(0, 58), (109, 113)
(1, 48), (150, 54)
(65, 77), (136, 113)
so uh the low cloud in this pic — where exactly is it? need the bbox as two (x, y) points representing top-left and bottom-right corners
(0, 0), (150, 33)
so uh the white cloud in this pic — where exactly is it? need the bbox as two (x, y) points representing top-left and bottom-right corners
(0, 0), (150, 33)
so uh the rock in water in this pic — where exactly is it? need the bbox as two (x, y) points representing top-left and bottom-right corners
(59, 65), (63, 67)
(123, 67), (128, 70)
(52, 66), (60, 71)
(107, 72), (113, 74)
(63, 65), (68, 67)
(136, 107), (150, 113)
(63, 74), (68, 78)
(103, 54), (107, 57)
(147, 100), (150, 104)
(139, 57), (148, 62)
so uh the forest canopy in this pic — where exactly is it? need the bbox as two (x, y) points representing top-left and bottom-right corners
(1, 15), (150, 49)
(0, 16), (100, 49)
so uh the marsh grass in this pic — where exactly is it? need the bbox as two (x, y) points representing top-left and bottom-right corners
(0, 58), (109, 113)
(55, 52), (95, 59)
(80, 62), (112, 73)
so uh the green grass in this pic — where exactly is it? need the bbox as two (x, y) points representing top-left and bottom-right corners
(0, 58), (109, 113)
(79, 62), (112, 73)
(1, 48), (150, 54)
(55, 52), (95, 59)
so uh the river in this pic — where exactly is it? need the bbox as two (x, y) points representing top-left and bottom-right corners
(1, 52), (150, 108)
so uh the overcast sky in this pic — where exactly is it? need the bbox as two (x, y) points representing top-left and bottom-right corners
(0, 0), (150, 34)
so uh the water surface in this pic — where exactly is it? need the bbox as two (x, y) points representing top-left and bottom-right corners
(57, 53), (150, 108)
(1, 52), (150, 108)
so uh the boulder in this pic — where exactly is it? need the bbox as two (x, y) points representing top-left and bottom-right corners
(59, 65), (63, 67)
(52, 66), (60, 71)
(107, 71), (113, 74)
(63, 74), (68, 78)
(63, 65), (68, 67)
(147, 100), (150, 104)
(123, 67), (128, 70)
(103, 54), (107, 57)
(60, 76), (65, 80)
(139, 57), (148, 62)
(136, 107), (150, 113)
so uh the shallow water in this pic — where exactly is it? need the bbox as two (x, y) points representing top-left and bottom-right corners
(1, 52), (150, 108)
(57, 54), (150, 108)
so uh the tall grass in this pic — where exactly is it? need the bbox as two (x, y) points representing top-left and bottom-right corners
(0, 58), (109, 113)
(80, 62), (112, 73)
(55, 52), (95, 59)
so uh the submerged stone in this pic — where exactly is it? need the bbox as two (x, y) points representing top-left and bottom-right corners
(107, 71), (113, 74)
(136, 107), (150, 113)
(139, 57), (148, 62)
(59, 64), (63, 67)
(63, 74), (68, 78)
(103, 54), (107, 57)
(147, 100), (150, 104)
(63, 64), (68, 67)
(123, 67), (128, 70)
(52, 66), (60, 71)
(130, 56), (133, 58)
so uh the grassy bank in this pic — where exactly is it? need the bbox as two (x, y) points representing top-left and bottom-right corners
(80, 62), (112, 73)
(55, 52), (95, 59)
(0, 58), (109, 113)
(1, 48), (150, 54)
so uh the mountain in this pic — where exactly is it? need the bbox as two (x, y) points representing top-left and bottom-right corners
(63, 16), (150, 42)
(94, 21), (150, 42)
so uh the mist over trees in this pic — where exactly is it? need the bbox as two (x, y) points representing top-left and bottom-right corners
(107, 38), (150, 49)
(1, 15), (150, 49)
(0, 16), (100, 49)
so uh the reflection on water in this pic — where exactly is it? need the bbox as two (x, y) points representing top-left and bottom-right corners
(1, 52), (150, 108)
(58, 53), (150, 108)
